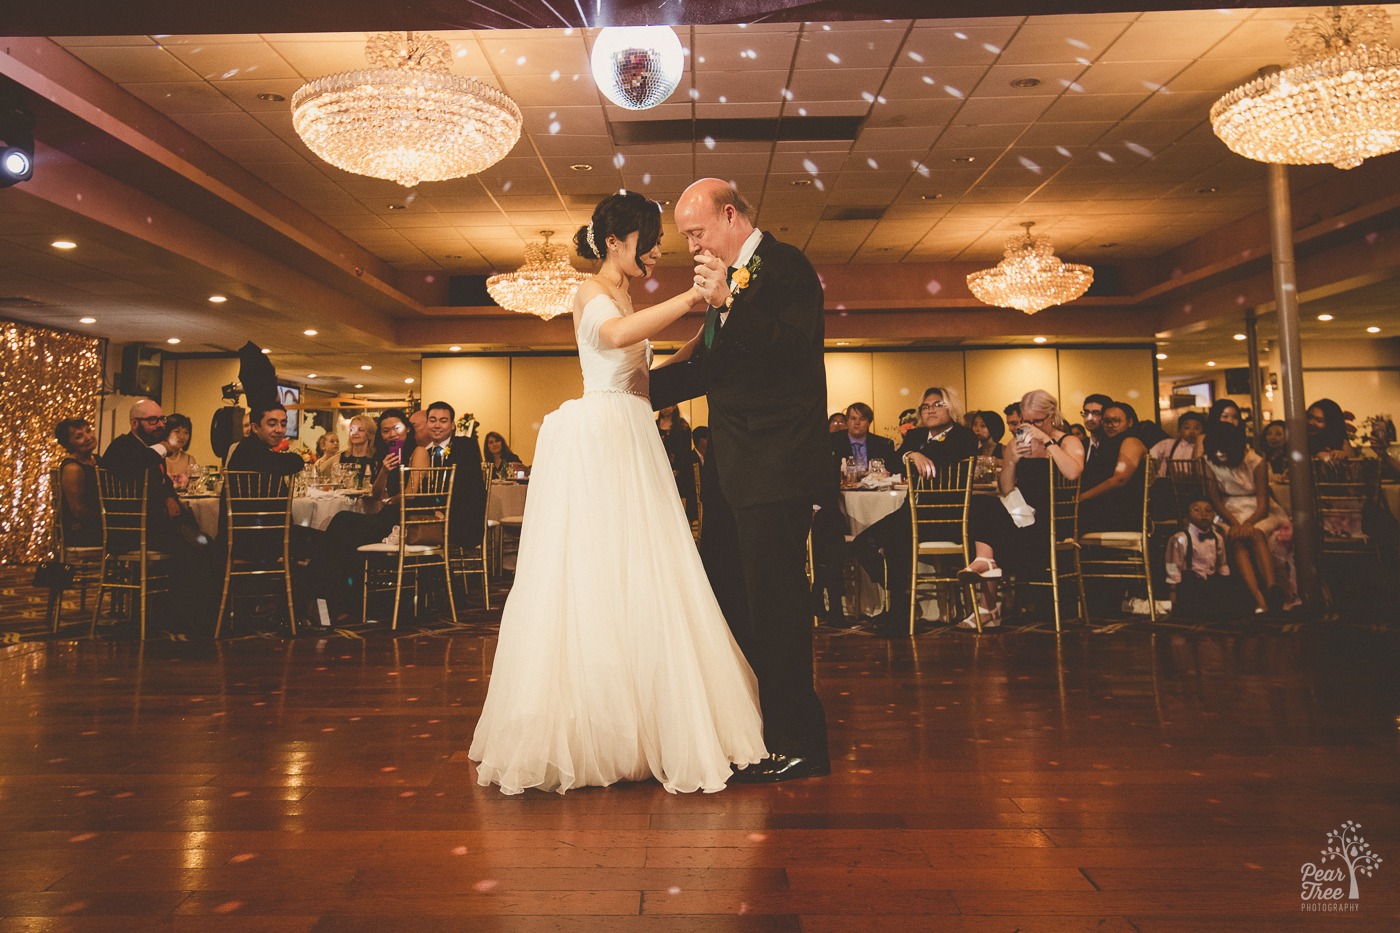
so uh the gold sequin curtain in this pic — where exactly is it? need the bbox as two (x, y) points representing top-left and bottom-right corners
(0, 319), (104, 564)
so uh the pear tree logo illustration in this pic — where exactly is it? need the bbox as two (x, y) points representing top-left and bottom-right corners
(1300, 820), (1383, 911)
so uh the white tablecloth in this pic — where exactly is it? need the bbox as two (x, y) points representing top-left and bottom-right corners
(840, 487), (908, 536)
(488, 481), (528, 522)
(186, 493), (364, 539)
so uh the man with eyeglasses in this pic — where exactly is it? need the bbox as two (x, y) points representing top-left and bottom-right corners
(1081, 393), (1113, 467)
(101, 398), (215, 623)
(852, 386), (979, 634)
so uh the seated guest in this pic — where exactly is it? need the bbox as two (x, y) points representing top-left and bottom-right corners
(1195, 397), (1243, 458)
(1078, 401), (1149, 533)
(1257, 420), (1289, 476)
(970, 410), (1005, 460)
(1164, 497), (1239, 620)
(313, 431), (342, 477)
(656, 406), (696, 518)
(367, 408), (411, 504)
(1203, 423), (1293, 615)
(484, 431), (523, 471)
(691, 426), (710, 467)
(1003, 401), (1022, 434)
(408, 400), (486, 543)
(341, 414), (379, 477)
(163, 413), (198, 487)
(54, 417), (102, 547)
(1150, 411), (1204, 476)
(959, 389), (1085, 629)
(1067, 423), (1088, 443)
(101, 398), (212, 623)
(1081, 393), (1112, 467)
(226, 405), (304, 477)
(827, 411), (847, 434)
(832, 402), (897, 472)
(853, 386), (980, 634)
(1306, 397), (1351, 461)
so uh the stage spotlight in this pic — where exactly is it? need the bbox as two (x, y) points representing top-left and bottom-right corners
(0, 75), (35, 189)
(1, 146), (32, 183)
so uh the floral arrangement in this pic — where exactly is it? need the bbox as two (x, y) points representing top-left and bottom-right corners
(456, 413), (479, 437)
(725, 254), (762, 308)
(1363, 413), (1395, 447)
(296, 446), (317, 464)
(897, 407), (919, 437)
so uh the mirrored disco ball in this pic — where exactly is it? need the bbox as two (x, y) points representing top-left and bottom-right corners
(590, 26), (684, 110)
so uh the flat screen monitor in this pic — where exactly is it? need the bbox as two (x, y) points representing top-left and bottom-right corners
(1173, 381), (1213, 409)
(278, 384), (301, 439)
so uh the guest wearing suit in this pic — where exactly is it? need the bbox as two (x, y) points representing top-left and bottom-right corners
(224, 404), (308, 563)
(830, 402), (897, 471)
(407, 400), (486, 549)
(658, 178), (831, 782)
(852, 386), (980, 633)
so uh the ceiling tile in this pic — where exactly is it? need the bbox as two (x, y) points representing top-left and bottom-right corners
(67, 44), (201, 83)
(691, 30), (799, 71)
(163, 39), (300, 81)
(899, 25), (1020, 68)
(123, 81), (243, 113)
(793, 27), (904, 71)
(996, 22), (1131, 66)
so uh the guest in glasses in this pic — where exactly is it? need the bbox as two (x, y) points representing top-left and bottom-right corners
(1080, 393), (1112, 467)
(831, 402), (896, 472)
(827, 412), (848, 434)
(959, 389), (1085, 629)
(1077, 401), (1149, 534)
(852, 386), (979, 634)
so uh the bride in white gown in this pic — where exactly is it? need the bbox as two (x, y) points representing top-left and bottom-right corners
(470, 192), (767, 795)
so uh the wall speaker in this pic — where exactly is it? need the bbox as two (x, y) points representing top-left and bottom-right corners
(119, 344), (162, 401)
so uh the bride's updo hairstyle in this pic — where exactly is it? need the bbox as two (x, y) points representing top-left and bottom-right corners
(574, 191), (662, 273)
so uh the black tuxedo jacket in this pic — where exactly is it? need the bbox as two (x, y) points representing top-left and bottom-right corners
(440, 436), (486, 544)
(831, 431), (898, 468)
(101, 432), (178, 532)
(656, 233), (828, 510)
(896, 423), (981, 471)
(226, 439), (305, 477)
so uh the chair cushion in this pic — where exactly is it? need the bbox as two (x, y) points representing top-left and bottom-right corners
(917, 541), (962, 554)
(500, 515), (525, 526)
(1079, 531), (1144, 548)
(65, 547), (104, 557)
(113, 550), (171, 560)
(486, 519), (500, 527)
(356, 543), (441, 555)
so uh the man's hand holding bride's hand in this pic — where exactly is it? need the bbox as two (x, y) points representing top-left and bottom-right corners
(693, 251), (729, 308)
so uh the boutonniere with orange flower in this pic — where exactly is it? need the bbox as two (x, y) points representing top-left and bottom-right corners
(725, 255), (763, 309)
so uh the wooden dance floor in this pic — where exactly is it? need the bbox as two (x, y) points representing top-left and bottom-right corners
(1, 625), (1397, 931)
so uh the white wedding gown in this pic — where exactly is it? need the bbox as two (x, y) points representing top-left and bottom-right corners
(469, 293), (766, 795)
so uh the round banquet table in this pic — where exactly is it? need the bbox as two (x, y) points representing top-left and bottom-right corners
(487, 481), (529, 522)
(841, 486), (908, 536)
(184, 492), (366, 540)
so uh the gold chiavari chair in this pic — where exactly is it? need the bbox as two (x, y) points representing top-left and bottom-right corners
(359, 465), (457, 629)
(90, 469), (175, 640)
(1012, 457), (1087, 632)
(481, 462), (505, 576)
(1166, 458), (1208, 523)
(1314, 457), (1381, 560)
(46, 466), (104, 633)
(904, 454), (978, 634)
(215, 471), (296, 638)
(1078, 456), (1158, 622)
(450, 464), (493, 610)
(691, 460), (704, 542)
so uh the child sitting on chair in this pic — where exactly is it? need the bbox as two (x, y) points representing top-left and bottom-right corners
(1164, 497), (1240, 620)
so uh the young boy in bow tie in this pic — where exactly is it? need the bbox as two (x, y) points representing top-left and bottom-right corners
(1164, 497), (1241, 619)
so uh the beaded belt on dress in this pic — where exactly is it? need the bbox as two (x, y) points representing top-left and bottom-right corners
(584, 388), (648, 401)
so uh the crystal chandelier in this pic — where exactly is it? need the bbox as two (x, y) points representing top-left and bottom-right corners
(486, 232), (591, 321)
(966, 223), (1094, 315)
(1210, 6), (1400, 170)
(292, 32), (522, 187)
(590, 26), (684, 110)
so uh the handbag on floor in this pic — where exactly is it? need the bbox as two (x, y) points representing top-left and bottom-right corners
(32, 559), (75, 590)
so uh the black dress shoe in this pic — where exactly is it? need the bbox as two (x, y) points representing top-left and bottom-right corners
(730, 754), (831, 783)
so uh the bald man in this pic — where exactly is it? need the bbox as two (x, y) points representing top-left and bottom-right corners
(660, 178), (831, 783)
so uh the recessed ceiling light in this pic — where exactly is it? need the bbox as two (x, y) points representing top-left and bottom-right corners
(208, 294), (227, 303)
(791, 179), (813, 187)
(1010, 77), (1042, 89)
(166, 337), (181, 345)
(303, 329), (318, 336)
(444, 254), (462, 260)
(256, 92), (286, 102)
(1206, 361), (1217, 367)
(355, 384), (365, 389)
(449, 346), (461, 352)
(261, 348), (271, 354)
(1317, 313), (1334, 321)
(78, 316), (96, 324)
(951, 155), (976, 163)
(834, 340), (851, 346)
(569, 163), (593, 172)
(51, 240), (77, 250)
(1196, 185), (1218, 194)
(387, 204), (406, 210)
(1033, 336), (1047, 344)
(404, 377), (415, 384)
(920, 193), (943, 201)
(1367, 326), (1382, 333)
(1233, 333), (1247, 341)
(1099, 242), (1117, 248)
(1155, 352), (1168, 360)
(360, 364), (372, 370)
(307, 373), (317, 379)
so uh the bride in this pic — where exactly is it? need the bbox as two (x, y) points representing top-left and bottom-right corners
(469, 192), (767, 795)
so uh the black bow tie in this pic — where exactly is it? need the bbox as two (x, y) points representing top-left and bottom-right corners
(1195, 531), (1213, 543)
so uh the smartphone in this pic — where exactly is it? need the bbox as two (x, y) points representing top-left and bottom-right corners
(389, 439), (404, 460)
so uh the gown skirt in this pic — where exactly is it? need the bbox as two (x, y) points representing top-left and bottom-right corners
(469, 389), (767, 795)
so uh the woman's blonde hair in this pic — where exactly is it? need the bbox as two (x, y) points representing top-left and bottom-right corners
(1020, 389), (1059, 429)
(348, 414), (377, 447)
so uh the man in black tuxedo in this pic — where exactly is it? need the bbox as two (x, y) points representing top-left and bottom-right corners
(224, 404), (309, 562)
(853, 386), (980, 633)
(664, 178), (831, 783)
(830, 402), (898, 470)
(413, 400), (486, 548)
